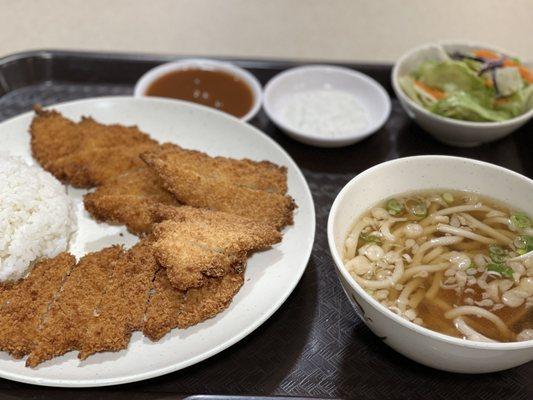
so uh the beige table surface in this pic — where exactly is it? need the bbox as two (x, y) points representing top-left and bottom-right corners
(1, 0), (532, 62)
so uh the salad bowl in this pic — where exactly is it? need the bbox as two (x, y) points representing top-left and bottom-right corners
(392, 42), (533, 147)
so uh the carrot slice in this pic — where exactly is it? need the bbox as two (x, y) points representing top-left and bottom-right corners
(414, 80), (446, 100)
(474, 49), (500, 60)
(518, 65), (533, 83)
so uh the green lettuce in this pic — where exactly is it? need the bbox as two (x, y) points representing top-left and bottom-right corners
(430, 91), (511, 122)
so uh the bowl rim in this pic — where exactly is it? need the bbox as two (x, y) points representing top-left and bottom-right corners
(133, 58), (262, 122)
(262, 64), (391, 144)
(391, 41), (533, 127)
(327, 155), (533, 350)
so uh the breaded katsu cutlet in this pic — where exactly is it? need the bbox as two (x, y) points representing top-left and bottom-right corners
(26, 246), (122, 367)
(30, 107), (158, 187)
(141, 145), (296, 229)
(79, 239), (158, 360)
(0, 253), (75, 359)
(151, 205), (281, 290)
(84, 167), (181, 235)
(143, 265), (245, 341)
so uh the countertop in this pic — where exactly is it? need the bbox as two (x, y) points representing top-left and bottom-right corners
(1, 0), (532, 62)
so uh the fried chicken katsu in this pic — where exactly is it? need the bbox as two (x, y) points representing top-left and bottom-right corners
(143, 266), (245, 341)
(30, 107), (158, 187)
(151, 205), (281, 290)
(141, 146), (296, 229)
(26, 246), (122, 367)
(78, 240), (158, 360)
(84, 167), (181, 235)
(0, 253), (75, 359)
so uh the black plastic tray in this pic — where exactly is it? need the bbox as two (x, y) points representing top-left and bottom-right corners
(0, 50), (531, 400)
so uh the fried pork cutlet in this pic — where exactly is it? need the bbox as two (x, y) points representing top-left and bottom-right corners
(143, 265), (245, 341)
(78, 240), (159, 360)
(47, 143), (159, 187)
(30, 107), (158, 187)
(152, 205), (281, 290)
(0, 253), (75, 359)
(141, 146), (296, 230)
(142, 145), (288, 193)
(26, 246), (122, 368)
(83, 167), (181, 235)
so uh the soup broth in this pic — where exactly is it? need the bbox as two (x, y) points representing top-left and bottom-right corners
(343, 190), (533, 343)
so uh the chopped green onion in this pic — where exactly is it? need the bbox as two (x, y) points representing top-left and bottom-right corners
(510, 212), (531, 230)
(515, 235), (533, 255)
(386, 199), (403, 216)
(360, 232), (382, 245)
(488, 245), (507, 263)
(442, 192), (454, 204)
(406, 200), (428, 219)
(487, 263), (514, 278)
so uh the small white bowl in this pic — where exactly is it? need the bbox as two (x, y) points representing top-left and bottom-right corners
(392, 42), (533, 147)
(263, 65), (391, 147)
(134, 58), (262, 122)
(328, 155), (533, 373)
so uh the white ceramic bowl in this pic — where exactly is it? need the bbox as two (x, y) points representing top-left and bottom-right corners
(134, 58), (262, 122)
(263, 65), (391, 147)
(328, 155), (533, 373)
(392, 42), (533, 147)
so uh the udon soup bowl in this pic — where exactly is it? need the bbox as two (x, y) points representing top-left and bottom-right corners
(327, 155), (533, 373)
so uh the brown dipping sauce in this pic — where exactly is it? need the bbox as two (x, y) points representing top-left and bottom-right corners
(145, 68), (254, 118)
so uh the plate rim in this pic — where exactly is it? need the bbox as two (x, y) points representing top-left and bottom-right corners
(0, 96), (316, 387)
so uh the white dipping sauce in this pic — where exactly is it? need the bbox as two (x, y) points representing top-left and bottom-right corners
(281, 89), (368, 137)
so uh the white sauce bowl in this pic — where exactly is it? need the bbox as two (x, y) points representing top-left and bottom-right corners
(392, 42), (533, 147)
(328, 155), (533, 373)
(134, 58), (262, 122)
(263, 65), (391, 147)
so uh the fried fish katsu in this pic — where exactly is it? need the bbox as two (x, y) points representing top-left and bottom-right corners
(141, 146), (295, 230)
(84, 167), (181, 235)
(78, 240), (158, 360)
(143, 266), (245, 341)
(26, 246), (122, 367)
(151, 205), (281, 290)
(0, 253), (75, 359)
(30, 107), (158, 187)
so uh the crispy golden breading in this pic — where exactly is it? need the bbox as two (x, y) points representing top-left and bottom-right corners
(141, 145), (287, 193)
(78, 240), (158, 360)
(43, 143), (159, 188)
(0, 253), (75, 359)
(83, 167), (181, 235)
(26, 247), (122, 367)
(141, 146), (296, 229)
(152, 205), (281, 290)
(30, 107), (158, 187)
(143, 265), (245, 341)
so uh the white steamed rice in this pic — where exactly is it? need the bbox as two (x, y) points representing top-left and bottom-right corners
(0, 156), (77, 282)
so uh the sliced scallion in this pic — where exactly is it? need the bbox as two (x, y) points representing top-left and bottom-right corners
(442, 192), (454, 204)
(406, 200), (428, 219)
(487, 263), (514, 278)
(510, 212), (531, 230)
(386, 199), (403, 216)
(488, 245), (507, 263)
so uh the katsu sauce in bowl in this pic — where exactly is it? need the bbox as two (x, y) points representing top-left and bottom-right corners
(134, 59), (261, 121)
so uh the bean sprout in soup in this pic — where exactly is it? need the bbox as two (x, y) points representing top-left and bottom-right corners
(343, 190), (533, 343)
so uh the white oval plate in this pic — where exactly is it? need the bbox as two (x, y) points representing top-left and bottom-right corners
(0, 96), (315, 387)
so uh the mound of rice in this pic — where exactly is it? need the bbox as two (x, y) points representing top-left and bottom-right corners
(0, 156), (77, 282)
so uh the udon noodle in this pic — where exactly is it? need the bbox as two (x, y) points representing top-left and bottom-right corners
(343, 190), (533, 343)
